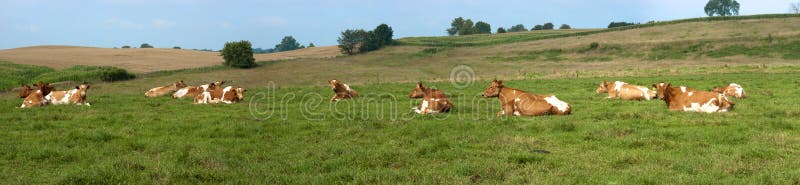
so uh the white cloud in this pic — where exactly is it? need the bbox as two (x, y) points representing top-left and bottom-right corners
(257, 16), (287, 26)
(105, 18), (143, 30)
(152, 18), (176, 29)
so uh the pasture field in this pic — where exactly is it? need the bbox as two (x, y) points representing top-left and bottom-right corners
(1, 71), (799, 184)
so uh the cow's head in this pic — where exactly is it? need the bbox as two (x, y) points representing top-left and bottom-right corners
(208, 81), (224, 90)
(329, 79), (340, 90)
(595, 80), (610, 94)
(75, 84), (90, 90)
(235, 87), (246, 100)
(36, 81), (54, 96)
(175, 80), (187, 89)
(652, 82), (668, 99)
(19, 84), (33, 98)
(409, 82), (426, 98)
(482, 80), (503, 98)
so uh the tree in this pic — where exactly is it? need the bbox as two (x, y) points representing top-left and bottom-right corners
(792, 1), (800, 14)
(338, 29), (367, 55)
(608, 22), (638, 28)
(447, 17), (465, 36)
(140, 43), (153, 48)
(121, 45), (131, 49)
(496, 27), (506, 34)
(704, 0), (740, 16)
(274, 36), (302, 52)
(459, 19), (475, 35)
(475, 21), (491, 34)
(559, 24), (572, 29)
(373, 23), (394, 46)
(308, 43), (315, 47)
(508, 24), (527, 32)
(221, 40), (256, 68)
(531, 24), (544, 31)
(543, 22), (554, 30)
(173, 46), (181, 49)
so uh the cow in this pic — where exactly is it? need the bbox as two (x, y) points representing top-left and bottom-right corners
(18, 84), (34, 98)
(194, 83), (246, 104)
(20, 82), (54, 108)
(45, 83), (91, 106)
(329, 79), (357, 101)
(145, 80), (187, 98)
(173, 81), (223, 99)
(658, 83), (735, 113)
(408, 82), (452, 114)
(482, 80), (571, 116)
(596, 80), (656, 100)
(712, 83), (746, 98)
(653, 82), (698, 100)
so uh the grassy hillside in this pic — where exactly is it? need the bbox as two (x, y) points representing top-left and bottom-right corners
(1, 71), (798, 184)
(397, 14), (800, 47)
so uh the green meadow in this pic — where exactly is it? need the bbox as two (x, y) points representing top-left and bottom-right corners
(2, 71), (799, 184)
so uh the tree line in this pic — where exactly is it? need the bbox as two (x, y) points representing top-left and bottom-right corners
(447, 17), (573, 35)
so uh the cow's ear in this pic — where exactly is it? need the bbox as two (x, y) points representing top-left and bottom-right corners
(417, 82), (423, 88)
(497, 80), (503, 85)
(75, 86), (80, 89)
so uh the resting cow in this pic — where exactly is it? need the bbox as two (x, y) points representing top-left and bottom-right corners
(712, 83), (746, 98)
(596, 80), (656, 100)
(657, 83), (735, 113)
(18, 84), (34, 98)
(20, 82), (54, 108)
(408, 82), (452, 114)
(145, 80), (187, 98)
(329, 79), (357, 101)
(194, 83), (246, 104)
(173, 81), (223, 99)
(482, 80), (571, 116)
(653, 82), (697, 100)
(45, 84), (91, 106)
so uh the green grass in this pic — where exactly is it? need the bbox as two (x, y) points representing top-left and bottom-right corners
(396, 14), (800, 47)
(2, 71), (799, 184)
(0, 61), (56, 90)
(0, 62), (135, 91)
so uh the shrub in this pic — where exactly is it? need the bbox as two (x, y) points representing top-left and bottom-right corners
(140, 43), (153, 48)
(475, 21), (491, 34)
(590, 42), (600, 49)
(338, 29), (368, 55)
(173, 46), (181, 49)
(509, 24), (528, 32)
(543, 22), (554, 30)
(33, 66), (135, 83)
(560, 24), (572, 29)
(121, 45), (131, 49)
(221, 40), (256, 68)
(274, 36), (302, 52)
(608, 22), (639, 28)
(531, 24), (544, 31)
(496, 27), (506, 34)
(337, 24), (394, 55)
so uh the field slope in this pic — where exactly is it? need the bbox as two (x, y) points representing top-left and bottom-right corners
(0, 45), (340, 73)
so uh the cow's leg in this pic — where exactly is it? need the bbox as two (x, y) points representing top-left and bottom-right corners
(330, 95), (339, 101)
(498, 104), (514, 116)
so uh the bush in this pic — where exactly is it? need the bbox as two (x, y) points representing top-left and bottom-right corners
(560, 24), (572, 29)
(373, 24), (394, 46)
(509, 24), (527, 32)
(221, 40), (256, 68)
(608, 22), (639, 28)
(475, 21), (491, 34)
(338, 29), (367, 55)
(121, 45), (131, 49)
(33, 66), (136, 83)
(531, 24), (544, 31)
(173, 46), (181, 49)
(140, 43), (153, 48)
(496, 27), (506, 34)
(590, 42), (600, 49)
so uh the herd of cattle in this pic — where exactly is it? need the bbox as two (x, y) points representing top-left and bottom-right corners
(16, 79), (746, 116)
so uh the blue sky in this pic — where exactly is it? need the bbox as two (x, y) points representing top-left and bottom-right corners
(0, 0), (795, 50)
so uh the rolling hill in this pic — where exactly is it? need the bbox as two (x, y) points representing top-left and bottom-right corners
(0, 45), (340, 73)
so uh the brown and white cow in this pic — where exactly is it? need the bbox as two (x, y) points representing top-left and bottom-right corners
(145, 80), (187, 98)
(657, 83), (735, 113)
(409, 82), (452, 114)
(329, 79), (358, 101)
(482, 80), (571, 116)
(652, 82), (698, 100)
(712, 83), (746, 98)
(18, 84), (34, 98)
(596, 80), (656, 100)
(45, 84), (91, 106)
(194, 83), (246, 104)
(20, 82), (54, 108)
(173, 81), (223, 99)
